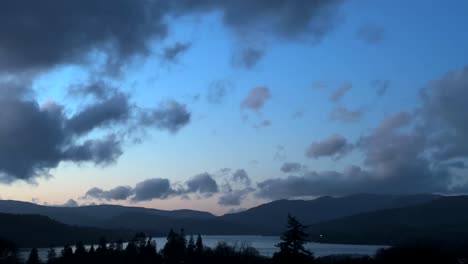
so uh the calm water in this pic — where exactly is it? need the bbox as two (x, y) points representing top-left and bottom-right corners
(18, 235), (387, 261)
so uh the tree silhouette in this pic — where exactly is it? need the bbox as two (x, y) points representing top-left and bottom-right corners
(46, 248), (57, 264)
(26, 248), (40, 264)
(195, 234), (204, 255)
(273, 214), (314, 264)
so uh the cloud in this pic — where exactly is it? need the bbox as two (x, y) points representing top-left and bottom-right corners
(218, 188), (254, 206)
(84, 186), (134, 201)
(312, 81), (328, 89)
(66, 93), (131, 136)
(281, 162), (304, 173)
(356, 24), (385, 44)
(234, 47), (264, 69)
(0, 0), (168, 73)
(185, 173), (219, 195)
(68, 81), (118, 100)
(232, 169), (251, 187)
(291, 110), (305, 119)
(140, 100), (191, 133)
(329, 82), (352, 102)
(306, 134), (353, 160)
(162, 42), (192, 62)
(241, 86), (271, 112)
(329, 107), (364, 123)
(372, 80), (391, 96)
(0, 88), (125, 183)
(60, 199), (79, 207)
(206, 80), (233, 104)
(132, 178), (175, 202)
(255, 120), (272, 128)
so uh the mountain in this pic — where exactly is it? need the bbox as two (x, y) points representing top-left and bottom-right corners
(221, 193), (441, 234)
(0, 200), (215, 228)
(307, 195), (468, 245)
(0, 194), (442, 237)
(0, 213), (131, 247)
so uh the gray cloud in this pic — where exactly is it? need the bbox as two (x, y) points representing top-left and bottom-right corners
(0, 1), (344, 74)
(84, 186), (134, 201)
(306, 134), (353, 160)
(218, 188), (254, 206)
(60, 199), (79, 207)
(281, 162), (304, 173)
(0, 88), (124, 183)
(206, 80), (233, 104)
(140, 100), (191, 133)
(0, 0), (168, 73)
(186, 173), (219, 195)
(66, 93), (131, 136)
(372, 80), (391, 96)
(241, 87), (271, 111)
(162, 42), (192, 62)
(356, 24), (385, 44)
(132, 178), (175, 202)
(232, 169), (251, 187)
(330, 82), (352, 102)
(329, 107), (364, 123)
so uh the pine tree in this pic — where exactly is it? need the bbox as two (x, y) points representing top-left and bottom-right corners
(195, 234), (204, 255)
(273, 214), (314, 263)
(27, 248), (41, 264)
(46, 248), (57, 264)
(187, 235), (195, 256)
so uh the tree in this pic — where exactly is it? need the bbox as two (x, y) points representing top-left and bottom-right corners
(26, 248), (41, 264)
(195, 234), (204, 255)
(273, 214), (314, 264)
(46, 248), (57, 264)
(187, 235), (195, 256)
(163, 229), (186, 264)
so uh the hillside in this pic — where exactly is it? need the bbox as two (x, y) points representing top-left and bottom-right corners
(0, 213), (131, 247)
(221, 193), (441, 233)
(307, 195), (468, 245)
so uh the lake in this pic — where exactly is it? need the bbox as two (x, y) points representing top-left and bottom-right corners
(18, 235), (387, 261)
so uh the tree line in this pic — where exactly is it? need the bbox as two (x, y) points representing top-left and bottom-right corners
(2, 214), (468, 264)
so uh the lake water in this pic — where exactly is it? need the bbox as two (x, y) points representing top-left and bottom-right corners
(18, 235), (387, 261)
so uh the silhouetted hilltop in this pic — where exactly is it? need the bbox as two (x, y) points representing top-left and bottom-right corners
(221, 193), (441, 233)
(308, 195), (468, 245)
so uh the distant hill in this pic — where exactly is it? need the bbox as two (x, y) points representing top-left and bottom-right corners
(307, 195), (468, 245)
(0, 200), (215, 228)
(221, 193), (441, 234)
(0, 213), (130, 247)
(0, 194), (443, 237)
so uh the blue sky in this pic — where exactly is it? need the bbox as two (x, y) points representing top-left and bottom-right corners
(1, 1), (468, 214)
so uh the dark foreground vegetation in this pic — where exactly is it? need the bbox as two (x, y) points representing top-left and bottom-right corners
(2, 215), (468, 264)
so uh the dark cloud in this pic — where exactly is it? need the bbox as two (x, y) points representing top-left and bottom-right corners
(356, 24), (385, 44)
(372, 80), (391, 96)
(0, 1), (344, 74)
(0, 89), (123, 182)
(66, 93), (131, 136)
(330, 82), (352, 102)
(0, 0), (168, 73)
(84, 186), (133, 201)
(306, 134), (353, 160)
(140, 100), (191, 133)
(185, 173), (219, 195)
(241, 86), (271, 111)
(329, 107), (364, 123)
(281, 162), (304, 173)
(132, 178), (175, 202)
(162, 42), (192, 62)
(232, 169), (251, 187)
(218, 188), (254, 206)
(206, 80), (233, 104)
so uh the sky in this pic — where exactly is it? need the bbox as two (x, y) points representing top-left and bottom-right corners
(0, 0), (468, 215)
